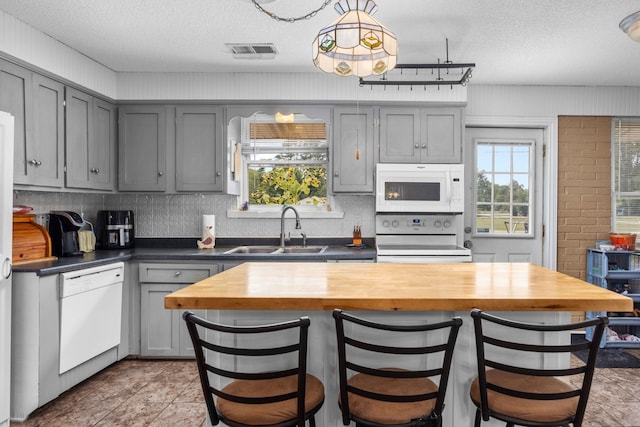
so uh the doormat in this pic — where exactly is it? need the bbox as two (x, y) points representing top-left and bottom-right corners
(572, 334), (640, 368)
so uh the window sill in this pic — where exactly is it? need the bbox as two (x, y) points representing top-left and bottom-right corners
(227, 209), (345, 219)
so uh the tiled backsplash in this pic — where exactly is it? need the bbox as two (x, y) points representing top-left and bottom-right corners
(13, 191), (375, 239)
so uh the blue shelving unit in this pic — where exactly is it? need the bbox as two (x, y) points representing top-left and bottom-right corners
(586, 248), (640, 348)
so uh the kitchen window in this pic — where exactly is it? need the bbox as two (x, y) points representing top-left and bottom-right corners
(238, 113), (329, 211)
(612, 118), (640, 233)
(474, 141), (533, 235)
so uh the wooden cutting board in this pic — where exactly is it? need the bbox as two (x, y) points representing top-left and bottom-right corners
(12, 214), (55, 264)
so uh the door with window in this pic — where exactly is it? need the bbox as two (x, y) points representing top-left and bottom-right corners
(464, 127), (544, 264)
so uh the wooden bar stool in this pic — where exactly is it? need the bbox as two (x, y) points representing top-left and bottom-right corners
(333, 309), (462, 427)
(183, 311), (325, 427)
(469, 309), (608, 427)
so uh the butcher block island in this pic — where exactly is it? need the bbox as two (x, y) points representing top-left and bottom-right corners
(164, 262), (631, 312)
(165, 262), (631, 427)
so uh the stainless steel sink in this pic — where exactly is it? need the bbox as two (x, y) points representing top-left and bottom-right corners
(274, 246), (327, 254)
(223, 245), (327, 255)
(223, 246), (281, 254)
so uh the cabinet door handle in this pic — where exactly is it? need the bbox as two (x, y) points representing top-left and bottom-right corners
(90, 168), (100, 174)
(29, 159), (37, 166)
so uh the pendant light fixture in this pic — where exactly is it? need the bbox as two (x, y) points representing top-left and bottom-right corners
(620, 10), (640, 42)
(312, 0), (398, 77)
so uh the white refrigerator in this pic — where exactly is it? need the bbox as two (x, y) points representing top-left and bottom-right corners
(0, 111), (14, 427)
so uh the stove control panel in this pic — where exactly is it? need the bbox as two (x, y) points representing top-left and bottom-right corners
(376, 214), (459, 234)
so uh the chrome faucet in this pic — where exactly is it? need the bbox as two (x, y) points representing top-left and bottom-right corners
(280, 205), (301, 248)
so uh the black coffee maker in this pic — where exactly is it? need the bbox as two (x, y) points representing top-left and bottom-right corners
(49, 211), (85, 257)
(96, 210), (135, 249)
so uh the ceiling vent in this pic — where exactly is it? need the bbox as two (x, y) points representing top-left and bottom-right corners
(226, 43), (278, 60)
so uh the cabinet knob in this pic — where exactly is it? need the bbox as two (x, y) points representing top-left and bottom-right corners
(174, 271), (181, 276)
(414, 144), (419, 149)
(90, 168), (100, 174)
(158, 171), (164, 177)
(334, 172), (339, 177)
(422, 144), (426, 149)
(29, 159), (41, 166)
(216, 171), (221, 176)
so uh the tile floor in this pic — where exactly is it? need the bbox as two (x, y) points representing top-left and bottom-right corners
(12, 359), (206, 427)
(11, 356), (640, 427)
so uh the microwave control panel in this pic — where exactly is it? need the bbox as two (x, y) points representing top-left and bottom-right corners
(375, 214), (460, 235)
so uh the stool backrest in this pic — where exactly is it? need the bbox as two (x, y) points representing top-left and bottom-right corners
(333, 309), (462, 425)
(183, 311), (312, 426)
(471, 309), (608, 426)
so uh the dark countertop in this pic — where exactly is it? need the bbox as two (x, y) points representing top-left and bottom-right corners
(12, 237), (376, 276)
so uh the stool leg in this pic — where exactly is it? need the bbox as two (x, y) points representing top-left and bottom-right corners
(309, 416), (316, 427)
(474, 409), (482, 427)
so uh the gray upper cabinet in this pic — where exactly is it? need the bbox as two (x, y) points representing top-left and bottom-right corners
(118, 105), (167, 192)
(1, 60), (64, 187)
(175, 106), (223, 192)
(31, 74), (65, 186)
(92, 99), (117, 190)
(379, 107), (462, 163)
(332, 106), (375, 193)
(65, 87), (116, 190)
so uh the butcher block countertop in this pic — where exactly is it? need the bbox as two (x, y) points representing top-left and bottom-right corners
(164, 262), (633, 312)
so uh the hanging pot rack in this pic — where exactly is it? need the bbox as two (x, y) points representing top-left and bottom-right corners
(358, 39), (475, 89)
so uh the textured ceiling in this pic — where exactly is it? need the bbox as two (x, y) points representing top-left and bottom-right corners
(1, 0), (640, 86)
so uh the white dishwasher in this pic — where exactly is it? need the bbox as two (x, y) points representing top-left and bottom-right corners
(59, 262), (124, 374)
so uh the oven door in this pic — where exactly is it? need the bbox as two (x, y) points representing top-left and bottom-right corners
(377, 254), (472, 263)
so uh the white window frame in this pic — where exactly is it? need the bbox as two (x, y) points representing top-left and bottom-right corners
(238, 112), (333, 214)
(612, 117), (640, 234)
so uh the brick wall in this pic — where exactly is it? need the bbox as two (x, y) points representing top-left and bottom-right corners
(557, 116), (611, 281)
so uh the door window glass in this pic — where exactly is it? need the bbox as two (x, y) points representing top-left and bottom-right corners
(475, 141), (533, 235)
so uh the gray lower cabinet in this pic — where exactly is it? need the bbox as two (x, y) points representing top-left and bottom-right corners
(332, 106), (375, 193)
(1, 60), (64, 187)
(118, 105), (167, 191)
(139, 262), (218, 357)
(176, 106), (224, 192)
(379, 107), (462, 163)
(65, 87), (116, 190)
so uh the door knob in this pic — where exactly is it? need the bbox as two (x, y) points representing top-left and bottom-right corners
(464, 240), (473, 249)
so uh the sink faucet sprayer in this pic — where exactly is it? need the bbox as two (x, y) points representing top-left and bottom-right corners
(280, 206), (301, 248)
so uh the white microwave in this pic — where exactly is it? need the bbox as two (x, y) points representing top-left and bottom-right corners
(375, 163), (465, 213)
